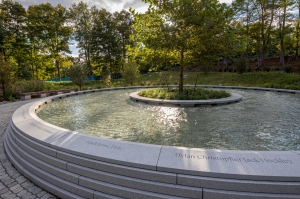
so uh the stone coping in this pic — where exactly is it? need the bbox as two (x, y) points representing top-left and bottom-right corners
(9, 86), (300, 181)
(129, 91), (242, 107)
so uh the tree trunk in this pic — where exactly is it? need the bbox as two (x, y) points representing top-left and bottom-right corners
(56, 59), (61, 82)
(194, 73), (199, 92)
(296, 21), (299, 55)
(259, 48), (266, 68)
(281, 3), (287, 69)
(85, 39), (92, 80)
(179, 48), (184, 93)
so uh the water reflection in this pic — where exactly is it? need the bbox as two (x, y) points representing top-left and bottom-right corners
(37, 89), (300, 151)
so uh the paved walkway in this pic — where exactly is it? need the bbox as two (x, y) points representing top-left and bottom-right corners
(0, 100), (58, 199)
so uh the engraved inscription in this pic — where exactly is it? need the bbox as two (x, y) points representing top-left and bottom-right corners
(30, 123), (54, 134)
(87, 140), (122, 150)
(175, 153), (293, 164)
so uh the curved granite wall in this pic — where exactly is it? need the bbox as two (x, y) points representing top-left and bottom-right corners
(4, 86), (300, 199)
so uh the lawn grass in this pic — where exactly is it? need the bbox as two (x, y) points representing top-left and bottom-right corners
(137, 71), (300, 90)
(7, 71), (300, 101)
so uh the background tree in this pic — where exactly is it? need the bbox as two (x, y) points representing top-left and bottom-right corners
(101, 64), (111, 86)
(68, 61), (87, 90)
(236, 55), (248, 74)
(0, 0), (27, 65)
(90, 9), (133, 74)
(27, 3), (72, 81)
(113, 10), (134, 70)
(68, 1), (93, 79)
(276, 0), (294, 68)
(123, 61), (139, 86)
(0, 53), (15, 100)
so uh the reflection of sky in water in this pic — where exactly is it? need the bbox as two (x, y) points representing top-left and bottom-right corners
(37, 89), (300, 151)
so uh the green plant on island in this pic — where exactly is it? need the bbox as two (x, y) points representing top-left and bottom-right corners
(138, 88), (230, 100)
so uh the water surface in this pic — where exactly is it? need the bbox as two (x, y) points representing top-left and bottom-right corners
(37, 88), (300, 151)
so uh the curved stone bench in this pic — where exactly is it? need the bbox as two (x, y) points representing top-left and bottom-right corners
(4, 86), (300, 199)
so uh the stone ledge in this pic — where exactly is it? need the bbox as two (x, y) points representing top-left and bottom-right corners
(4, 86), (300, 199)
(129, 91), (242, 107)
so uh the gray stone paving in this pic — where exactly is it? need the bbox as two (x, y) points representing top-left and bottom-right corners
(0, 100), (58, 199)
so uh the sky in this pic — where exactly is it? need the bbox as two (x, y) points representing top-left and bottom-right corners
(14, 0), (233, 57)
(14, 0), (232, 13)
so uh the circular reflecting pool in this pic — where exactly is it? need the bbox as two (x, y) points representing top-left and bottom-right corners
(37, 88), (300, 151)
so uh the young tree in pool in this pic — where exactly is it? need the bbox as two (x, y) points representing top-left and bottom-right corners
(134, 1), (190, 92)
(136, 0), (231, 92)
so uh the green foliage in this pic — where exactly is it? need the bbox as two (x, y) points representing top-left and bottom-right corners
(263, 67), (270, 72)
(284, 66), (292, 73)
(13, 80), (45, 93)
(68, 62), (88, 90)
(101, 65), (111, 85)
(3, 87), (13, 101)
(123, 61), (139, 86)
(0, 0), (27, 61)
(0, 54), (16, 100)
(139, 88), (230, 100)
(27, 3), (72, 81)
(2, 0), (300, 87)
(235, 56), (247, 74)
(15, 63), (32, 80)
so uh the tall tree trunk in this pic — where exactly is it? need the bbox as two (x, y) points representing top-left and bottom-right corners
(259, 47), (266, 68)
(259, 3), (265, 68)
(179, 48), (184, 93)
(279, 2), (287, 69)
(56, 59), (61, 81)
(297, 5), (300, 56)
(85, 39), (92, 80)
(296, 22), (299, 56)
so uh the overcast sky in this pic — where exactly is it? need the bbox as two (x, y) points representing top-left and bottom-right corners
(14, 0), (232, 13)
(14, 0), (149, 13)
(13, 0), (232, 56)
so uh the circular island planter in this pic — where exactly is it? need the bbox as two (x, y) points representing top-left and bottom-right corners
(4, 86), (300, 199)
(129, 91), (242, 107)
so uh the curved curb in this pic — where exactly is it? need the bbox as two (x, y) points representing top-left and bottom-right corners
(4, 86), (300, 199)
(129, 91), (242, 107)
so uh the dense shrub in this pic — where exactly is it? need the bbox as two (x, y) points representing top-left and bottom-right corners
(235, 56), (247, 74)
(3, 87), (13, 101)
(68, 62), (88, 90)
(101, 64), (111, 86)
(123, 61), (139, 86)
(139, 88), (230, 100)
(0, 54), (16, 100)
(263, 67), (270, 72)
(284, 66), (292, 73)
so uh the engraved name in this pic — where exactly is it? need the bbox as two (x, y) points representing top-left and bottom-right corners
(175, 153), (293, 164)
(87, 140), (122, 150)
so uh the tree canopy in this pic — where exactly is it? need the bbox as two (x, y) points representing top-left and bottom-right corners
(1, 0), (300, 85)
